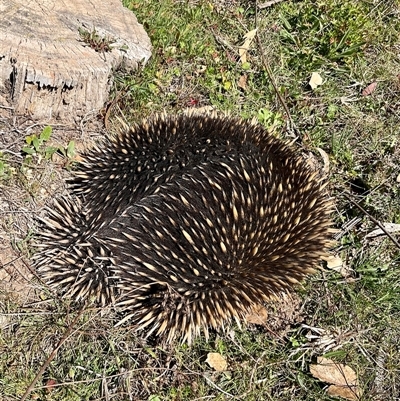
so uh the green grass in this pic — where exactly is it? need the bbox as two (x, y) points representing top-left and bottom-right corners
(1, 0), (400, 399)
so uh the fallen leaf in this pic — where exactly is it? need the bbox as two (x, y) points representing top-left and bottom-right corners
(206, 352), (228, 371)
(310, 357), (357, 386)
(327, 384), (359, 400)
(361, 82), (377, 96)
(309, 72), (323, 90)
(238, 74), (247, 90)
(239, 28), (258, 64)
(310, 357), (360, 400)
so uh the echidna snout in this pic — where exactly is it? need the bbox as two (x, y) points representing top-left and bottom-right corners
(33, 114), (334, 343)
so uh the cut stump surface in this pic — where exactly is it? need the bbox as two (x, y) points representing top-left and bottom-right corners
(0, 0), (152, 122)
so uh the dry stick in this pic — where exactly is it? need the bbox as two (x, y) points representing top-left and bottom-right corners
(0, 255), (23, 270)
(343, 192), (400, 250)
(104, 89), (123, 131)
(20, 306), (87, 401)
(254, 0), (298, 137)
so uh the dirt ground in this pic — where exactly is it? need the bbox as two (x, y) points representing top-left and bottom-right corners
(0, 108), (107, 306)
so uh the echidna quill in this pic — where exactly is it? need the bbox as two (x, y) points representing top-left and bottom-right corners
(33, 114), (334, 343)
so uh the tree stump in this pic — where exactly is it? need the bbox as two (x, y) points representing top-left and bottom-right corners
(0, 0), (152, 122)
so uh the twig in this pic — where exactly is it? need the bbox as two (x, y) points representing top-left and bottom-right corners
(343, 192), (400, 249)
(202, 375), (235, 398)
(104, 89), (123, 131)
(20, 306), (87, 401)
(0, 148), (24, 158)
(0, 255), (23, 270)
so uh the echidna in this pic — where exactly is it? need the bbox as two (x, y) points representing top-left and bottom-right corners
(33, 113), (334, 343)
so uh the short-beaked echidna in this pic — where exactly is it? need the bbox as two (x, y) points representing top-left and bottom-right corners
(33, 113), (334, 343)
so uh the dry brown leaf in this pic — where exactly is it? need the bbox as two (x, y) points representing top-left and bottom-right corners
(244, 304), (268, 325)
(310, 357), (357, 386)
(327, 384), (360, 400)
(238, 74), (247, 90)
(239, 28), (258, 64)
(361, 82), (377, 96)
(310, 357), (360, 400)
(206, 352), (228, 371)
(309, 72), (323, 90)
(310, 357), (361, 400)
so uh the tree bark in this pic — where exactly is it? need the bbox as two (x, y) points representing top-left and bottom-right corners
(0, 0), (152, 122)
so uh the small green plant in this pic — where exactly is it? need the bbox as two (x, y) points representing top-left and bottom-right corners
(59, 140), (76, 160)
(0, 154), (15, 181)
(23, 126), (56, 159)
(78, 26), (114, 53)
(257, 108), (284, 132)
(22, 126), (76, 161)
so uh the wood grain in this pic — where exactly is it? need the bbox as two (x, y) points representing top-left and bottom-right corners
(0, 0), (152, 122)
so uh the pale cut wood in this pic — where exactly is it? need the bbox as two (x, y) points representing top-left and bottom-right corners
(0, 0), (152, 122)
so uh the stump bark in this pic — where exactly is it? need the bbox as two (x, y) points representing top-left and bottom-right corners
(0, 0), (152, 122)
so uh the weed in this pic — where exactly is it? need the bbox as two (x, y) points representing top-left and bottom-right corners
(78, 27), (114, 53)
(0, 153), (15, 182)
(22, 125), (76, 163)
(23, 126), (56, 159)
